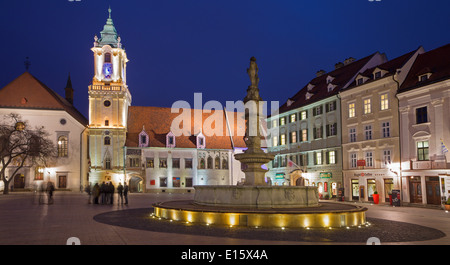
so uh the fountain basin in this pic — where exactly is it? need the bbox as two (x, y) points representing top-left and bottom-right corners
(194, 185), (319, 208)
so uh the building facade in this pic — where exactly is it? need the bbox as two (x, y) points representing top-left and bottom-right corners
(0, 72), (89, 192)
(398, 44), (450, 206)
(267, 53), (385, 199)
(340, 47), (423, 203)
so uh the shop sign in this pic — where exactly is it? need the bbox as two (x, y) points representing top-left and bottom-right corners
(320, 172), (332, 179)
(357, 160), (366, 167)
(275, 173), (285, 179)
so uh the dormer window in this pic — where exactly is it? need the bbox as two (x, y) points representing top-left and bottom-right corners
(138, 126), (149, 147)
(305, 92), (313, 100)
(327, 83), (336, 92)
(419, 74), (430, 82)
(197, 132), (206, 149)
(326, 75), (334, 84)
(374, 71), (382, 79)
(166, 131), (176, 148)
(357, 78), (364, 86)
(307, 83), (315, 91)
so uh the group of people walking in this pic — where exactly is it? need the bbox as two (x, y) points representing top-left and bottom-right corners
(85, 181), (129, 205)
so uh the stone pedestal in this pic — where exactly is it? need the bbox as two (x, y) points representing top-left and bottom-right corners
(194, 185), (319, 208)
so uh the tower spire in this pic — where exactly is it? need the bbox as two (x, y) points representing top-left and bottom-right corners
(65, 73), (74, 105)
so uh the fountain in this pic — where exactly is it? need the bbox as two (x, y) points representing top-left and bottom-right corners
(153, 57), (367, 228)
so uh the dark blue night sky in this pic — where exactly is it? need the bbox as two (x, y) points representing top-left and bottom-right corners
(1, 0), (450, 118)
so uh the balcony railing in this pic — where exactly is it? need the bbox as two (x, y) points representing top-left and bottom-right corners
(411, 160), (448, 170)
(89, 85), (124, 91)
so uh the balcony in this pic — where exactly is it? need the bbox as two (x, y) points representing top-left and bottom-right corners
(89, 85), (124, 91)
(411, 160), (448, 170)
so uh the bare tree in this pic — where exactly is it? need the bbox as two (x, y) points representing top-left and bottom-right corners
(0, 114), (56, 194)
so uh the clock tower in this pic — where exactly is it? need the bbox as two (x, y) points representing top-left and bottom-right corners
(88, 8), (131, 185)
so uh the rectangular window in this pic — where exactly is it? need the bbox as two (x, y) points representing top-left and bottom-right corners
(299, 153), (308, 166)
(313, 105), (323, 116)
(364, 98), (371, 114)
(315, 152), (322, 165)
(301, 129), (308, 142)
(327, 123), (337, 137)
(326, 101), (337, 112)
(380, 93), (389, 110)
(160, 177), (167, 187)
(383, 150), (392, 166)
(349, 128), (357, 142)
(129, 157), (140, 167)
(314, 126), (323, 139)
(272, 120), (277, 128)
(146, 158), (154, 168)
(159, 158), (167, 168)
(365, 152), (373, 167)
(300, 111), (307, 120)
(280, 134), (286, 145)
(357, 78), (364, 85)
(382, 122), (390, 138)
(185, 178), (193, 187)
(185, 158), (193, 169)
(290, 114), (296, 123)
(364, 125), (372, 140)
(374, 71), (382, 79)
(279, 117), (286, 126)
(328, 151), (336, 164)
(417, 141), (429, 161)
(272, 136), (278, 147)
(290, 131), (297, 144)
(348, 103), (355, 118)
(416, 106), (428, 124)
(350, 153), (357, 168)
(172, 158), (180, 169)
(35, 167), (44, 180)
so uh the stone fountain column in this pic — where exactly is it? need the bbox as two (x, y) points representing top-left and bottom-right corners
(234, 57), (274, 186)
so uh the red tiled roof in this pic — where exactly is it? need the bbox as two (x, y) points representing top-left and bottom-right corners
(0, 72), (88, 125)
(400, 43), (450, 92)
(126, 106), (247, 149)
(278, 52), (381, 113)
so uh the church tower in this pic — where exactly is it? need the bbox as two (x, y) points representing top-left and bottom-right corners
(88, 8), (131, 185)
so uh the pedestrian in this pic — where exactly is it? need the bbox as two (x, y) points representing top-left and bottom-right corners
(92, 183), (100, 204)
(110, 182), (115, 205)
(123, 183), (129, 205)
(85, 182), (92, 204)
(100, 182), (106, 204)
(46, 181), (55, 204)
(117, 183), (124, 205)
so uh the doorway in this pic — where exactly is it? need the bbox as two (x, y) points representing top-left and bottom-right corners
(409, 176), (422, 203)
(426, 177), (440, 205)
(58, 175), (67, 189)
(351, 179), (359, 200)
(13, 174), (25, 189)
(129, 176), (143, 193)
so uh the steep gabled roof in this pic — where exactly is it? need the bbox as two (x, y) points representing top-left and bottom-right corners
(400, 43), (450, 93)
(126, 106), (247, 149)
(0, 72), (88, 126)
(277, 52), (384, 113)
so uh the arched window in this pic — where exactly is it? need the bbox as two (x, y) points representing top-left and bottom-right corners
(207, 156), (213, 169)
(222, 158), (228, 169)
(104, 136), (111, 145)
(57, 136), (68, 157)
(199, 158), (205, 169)
(105, 156), (111, 170)
(215, 156), (220, 169)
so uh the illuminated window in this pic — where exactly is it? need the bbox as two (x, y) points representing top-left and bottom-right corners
(272, 136), (278, 147)
(328, 151), (336, 164)
(35, 167), (44, 180)
(215, 156), (220, 169)
(146, 158), (154, 168)
(272, 120), (277, 128)
(380, 93), (389, 110)
(280, 134), (286, 145)
(417, 141), (429, 161)
(300, 111), (307, 120)
(301, 129), (308, 142)
(348, 103), (355, 118)
(290, 114), (296, 123)
(290, 131), (297, 143)
(363, 98), (371, 114)
(159, 158), (167, 168)
(57, 136), (68, 157)
(315, 152), (322, 165)
(279, 117), (286, 126)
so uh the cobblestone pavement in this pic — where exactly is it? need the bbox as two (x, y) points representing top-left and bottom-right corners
(0, 191), (449, 245)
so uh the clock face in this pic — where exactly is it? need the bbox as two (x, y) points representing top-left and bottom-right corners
(103, 63), (112, 79)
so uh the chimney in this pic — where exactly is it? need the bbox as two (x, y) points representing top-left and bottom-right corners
(65, 73), (74, 105)
(343, 57), (355, 65)
(335, 62), (344, 69)
(316, 70), (326, 77)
